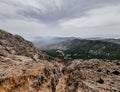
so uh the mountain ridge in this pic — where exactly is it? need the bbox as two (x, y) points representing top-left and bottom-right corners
(33, 37), (120, 60)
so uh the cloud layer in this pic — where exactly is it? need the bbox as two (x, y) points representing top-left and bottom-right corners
(0, 0), (120, 40)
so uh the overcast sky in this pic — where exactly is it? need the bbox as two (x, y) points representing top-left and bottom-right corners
(0, 0), (120, 40)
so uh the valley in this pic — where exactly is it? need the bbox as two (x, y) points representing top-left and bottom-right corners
(33, 37), (120, 60)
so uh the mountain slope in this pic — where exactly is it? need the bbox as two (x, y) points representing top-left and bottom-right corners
(33, 37), (76, 50)
(0, 29), (46, 61)
(0, 29), (61, 92)
(34, 37), (120, 60)
(0, 29), (120, 92)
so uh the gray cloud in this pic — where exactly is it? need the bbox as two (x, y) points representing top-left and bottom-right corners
(16, 0), (120, 24)
(0, 0), (119, 24)
(0, 0), (120, 40)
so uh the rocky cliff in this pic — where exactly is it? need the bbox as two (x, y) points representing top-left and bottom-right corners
(0, 29), (61, 92)
(0, 29), (120, 92)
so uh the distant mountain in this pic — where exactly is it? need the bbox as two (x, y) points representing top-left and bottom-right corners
(102, 39), (120, 44)
(33, 37), (120, 60)
(33, 37), (76, 50)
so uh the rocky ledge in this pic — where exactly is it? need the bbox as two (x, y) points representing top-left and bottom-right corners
(0, 29), (120, 92)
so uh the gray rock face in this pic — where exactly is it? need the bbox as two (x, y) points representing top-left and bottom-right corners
(64, 59), (120, 92)
(0, 29), (45, 60)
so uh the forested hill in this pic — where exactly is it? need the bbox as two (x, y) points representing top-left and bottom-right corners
(33, 37), (120, 60)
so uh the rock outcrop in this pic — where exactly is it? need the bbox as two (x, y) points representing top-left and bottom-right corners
(0, 29), (45, 61)
(63, 59), (120, 92)
(0, 29), (120, 92)
(0, 29), (61, 92)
